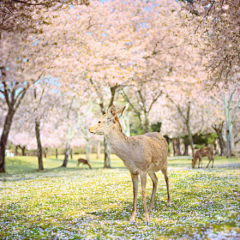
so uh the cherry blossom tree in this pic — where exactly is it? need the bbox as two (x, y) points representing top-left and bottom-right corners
(163, 80), (212, 156)
(0, 0), (89, 33)
(122, 81), (163, 134)
(0, 32), (43, 172)
(187, 0), (240, 86)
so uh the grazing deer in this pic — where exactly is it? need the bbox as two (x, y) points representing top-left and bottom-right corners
(77, 158), (92, 169)
(192, 147), (214, 169)
(89, 105), (170, 225)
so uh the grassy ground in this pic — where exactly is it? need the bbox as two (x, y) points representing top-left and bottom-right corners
(2, 154), (240, 174)
(0, 155), (240, 239)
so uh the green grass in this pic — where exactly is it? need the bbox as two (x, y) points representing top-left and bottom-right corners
(3, 154), (240, 174)
(0, 155), (240, 239)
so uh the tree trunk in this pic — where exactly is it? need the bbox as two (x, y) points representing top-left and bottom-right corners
(224, 92), (232, 158)
(85, 137), (90, 162)
(103, 137), (111, 168)
(184, 141), (189, 156)
(35, 120), (44, 170)
(70, 148), (73, 160)
(219, 136), (225, 156)
(43, 147), (48, 158)
(15, 145), (19, 156)
(172, 139), (176, 156)
(212, 123), (225, 156)
(143, 112), (150, 133)
(186, 124), (194, 156)
(176, 137), (181, 156)
(97, 141), (100, 159)
(55, 148), (58, 159)
(62, 142), (70, 167)
(0, 108), (15, 173)
(20, 146), (26, 156)
(226, 128), (231, 158)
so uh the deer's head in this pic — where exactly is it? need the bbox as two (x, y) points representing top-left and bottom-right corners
(89, 105), (126, 135)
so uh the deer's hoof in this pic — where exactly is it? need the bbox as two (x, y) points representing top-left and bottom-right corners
(145, 221), (150, 226)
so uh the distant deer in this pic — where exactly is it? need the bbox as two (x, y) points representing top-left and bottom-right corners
(192, 147), (214, 169)
(77, 158), (92, 169)
(89, 105), (170, 225)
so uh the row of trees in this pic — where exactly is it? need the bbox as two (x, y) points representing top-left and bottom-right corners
(0, 0), (239, 172)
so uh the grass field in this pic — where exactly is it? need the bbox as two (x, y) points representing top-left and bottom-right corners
(0, 155), (240, 239)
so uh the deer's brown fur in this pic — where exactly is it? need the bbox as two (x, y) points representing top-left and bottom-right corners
(192, 147), (214, 168)
(77, 158), (92, 169)
(89, 105), (170, 225)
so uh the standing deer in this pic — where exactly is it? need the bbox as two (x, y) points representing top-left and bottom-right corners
(89, 105), (170, 225)
(192, 147), (214, 169)
(77, 158), (92, 169)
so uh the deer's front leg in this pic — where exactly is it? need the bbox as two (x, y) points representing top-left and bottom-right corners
(140, 172), (150, 225)
(206, 156), (211, 168)
(130, 173), (139, 223)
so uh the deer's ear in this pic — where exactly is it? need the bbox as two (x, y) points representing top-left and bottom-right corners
(115, 106), (126, 118)
(107, 105), (116, 118)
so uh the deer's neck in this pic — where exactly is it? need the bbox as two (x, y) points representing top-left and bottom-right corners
(105, 128), (130, 156)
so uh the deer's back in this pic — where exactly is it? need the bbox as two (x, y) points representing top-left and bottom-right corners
(111, 132), (168, 174)
(196, 147), (213, 157)
(78, 158), (88, 164)
(124, 132), (168, 172)
(144, 132), (168, 170)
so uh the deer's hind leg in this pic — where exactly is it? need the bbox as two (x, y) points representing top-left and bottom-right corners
(140, 172), (150, 225)
(206, 156), (211, 168)
(161, 169), (171, 207)
(130, 173), (139, 223)
(211, 157), (214, 168)
(148, 173), (158, 212)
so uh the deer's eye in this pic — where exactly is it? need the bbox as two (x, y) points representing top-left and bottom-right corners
(98, 121), (101, 124)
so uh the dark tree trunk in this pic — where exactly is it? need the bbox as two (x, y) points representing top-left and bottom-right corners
(175, 137), (181, 156)
(85, 137), (90, 162)
(184, 141), (189, 156)
(219, 135), (225, 156)
(55, 148), (58, 159)
(143, 112), (150, 133)
(172, 138), (181, 156)
(20, 146), (26, 156)
(0, 108), (15, 173)
(96, 141), (100, 159)
(70, 148), (73, 160)
(43, 147), (48, 158)
(186, 124), (194, 156)
(35, 120), (44, 170)
(212, 123), (225, 156)
(103, 137), (111, 168)
(172, 138), (176, 156)
(226, 128), (231, 158)
(15, 145), (19, 156)
(62, 142), (70, 167)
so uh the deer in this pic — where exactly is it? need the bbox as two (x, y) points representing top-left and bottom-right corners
(192, 147), (214, 169)
(89, 105), (170, 225)
(77, 158), (92, 169)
